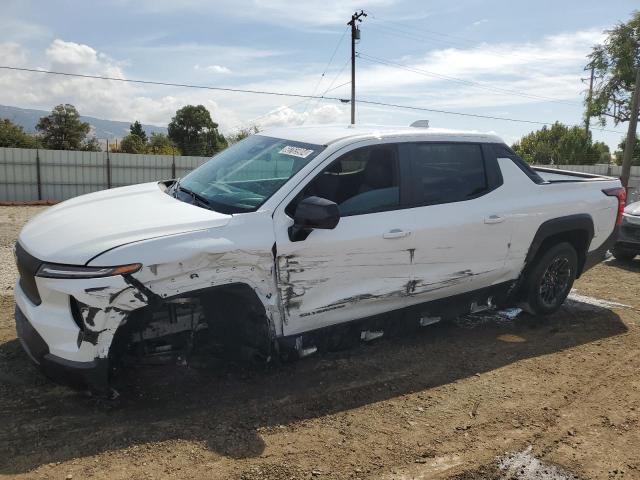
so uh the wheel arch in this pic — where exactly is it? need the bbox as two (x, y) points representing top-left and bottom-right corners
(524, 214), (595, 279)
(108, 281), (277, 374)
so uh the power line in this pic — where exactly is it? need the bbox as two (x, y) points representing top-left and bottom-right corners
(248, 81), (352, 127)
(366, 14), (556, 67)
(303, 58), (351, 121)
(322, 59), (351, 97)
(355, 99), (552, 125)
(0, 64), (627, 135)
(367, 22), (485, 51)
(0, 65), (340, 101)
(368, 14), (482, 46)
(358, 52), (581, 106)
(301, 26), (349, 116)
(354, 98), (625, 135)
(365, 15), (588, 83)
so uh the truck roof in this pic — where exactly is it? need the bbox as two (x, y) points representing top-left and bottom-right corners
(259, 124), (505, 146)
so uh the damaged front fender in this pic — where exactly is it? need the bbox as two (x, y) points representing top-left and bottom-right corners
(21, 212), (282, 392)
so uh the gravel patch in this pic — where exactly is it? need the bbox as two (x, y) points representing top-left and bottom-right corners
(497, 446), (581, 480)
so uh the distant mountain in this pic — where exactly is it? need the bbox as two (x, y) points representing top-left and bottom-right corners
(0, 105), (166, 140)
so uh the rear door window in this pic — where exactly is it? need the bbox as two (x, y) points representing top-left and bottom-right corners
(407, 143), (488, 206)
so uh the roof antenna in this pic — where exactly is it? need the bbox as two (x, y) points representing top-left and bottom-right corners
(410, 120), (429, 128)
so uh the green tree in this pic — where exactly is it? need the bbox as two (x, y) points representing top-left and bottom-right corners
(586, 10), (640, 185)
(82, 137), (102, 152)
(586, 11), (640, 125)
(614, 135), (640, 165)
(119, 134), (146, 154)
(592, 141), (612, 163)
(0, 119), (37, 148)
(36, 104), (91, 150)
(227, 125), (260, 145)
(129, 121), (147, 143)
(146, 133), (178, 155)
(168, 105), (227, 156)
(512, 122), (607, 165)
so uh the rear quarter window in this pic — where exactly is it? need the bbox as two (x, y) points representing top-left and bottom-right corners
(492, 143), (545, 184)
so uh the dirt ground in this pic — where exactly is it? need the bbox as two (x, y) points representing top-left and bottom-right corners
(1, 206), (639, 480)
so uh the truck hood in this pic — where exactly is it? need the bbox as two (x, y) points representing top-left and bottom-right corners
(19, 182), (232, 264)
(624, 201), (640, 216)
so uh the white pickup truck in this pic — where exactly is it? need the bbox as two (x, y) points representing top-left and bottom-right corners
(14, 124), (625, 392)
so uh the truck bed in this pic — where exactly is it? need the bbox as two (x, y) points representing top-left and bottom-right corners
(533, 166), (616, 183)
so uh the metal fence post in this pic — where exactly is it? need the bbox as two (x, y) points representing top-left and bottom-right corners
(35, 147), (42, 201)
(171, 147), (176, 178)
(106, 140), (112, 189)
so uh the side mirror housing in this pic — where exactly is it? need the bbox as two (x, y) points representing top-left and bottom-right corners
(289, 196), (340, 241)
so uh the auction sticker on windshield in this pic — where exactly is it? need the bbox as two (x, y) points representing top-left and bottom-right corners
(279, 145), (315, 158)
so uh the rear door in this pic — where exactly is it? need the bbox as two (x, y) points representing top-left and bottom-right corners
(405, 142), (513, 301)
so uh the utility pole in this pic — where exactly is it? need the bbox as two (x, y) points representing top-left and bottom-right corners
(348, 10), (367, 125)
(584, 63), (595, 137)
(621, 65), (640, 189)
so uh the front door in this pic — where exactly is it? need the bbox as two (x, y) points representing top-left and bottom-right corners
(273, 142), (416, 336)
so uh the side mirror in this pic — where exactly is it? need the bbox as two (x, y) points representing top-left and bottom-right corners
(289, 196), (340, 241)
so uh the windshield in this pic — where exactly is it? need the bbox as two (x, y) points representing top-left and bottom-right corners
(173, 135), (325, 214)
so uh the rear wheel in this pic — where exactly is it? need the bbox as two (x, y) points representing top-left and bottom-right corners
(612, 247), (637, 262)
(523, 242), (577, 316)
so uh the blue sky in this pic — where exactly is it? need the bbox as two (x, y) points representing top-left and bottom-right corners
(0, 0), (638, 149)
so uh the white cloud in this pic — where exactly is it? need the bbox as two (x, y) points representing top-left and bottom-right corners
(46, 39), (98, 67)
(195, 64), (232, 74)
(0, 28), (610, 140)
(472, 19), (488, 26)
(256, 103), (347, 129)
(206, 65), (231, 74)
(352, 28), (605, 109)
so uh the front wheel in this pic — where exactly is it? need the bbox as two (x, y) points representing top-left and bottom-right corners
(523, 242), (578, 316)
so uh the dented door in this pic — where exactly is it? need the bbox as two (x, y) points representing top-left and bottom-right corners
(407, 196), (512, 302)
(405, 142), (512, 302)
(274, 209), (416, 336)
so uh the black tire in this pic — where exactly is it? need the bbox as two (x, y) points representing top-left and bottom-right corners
(612, 247), (637, 262)
(523, 242), (578, 316)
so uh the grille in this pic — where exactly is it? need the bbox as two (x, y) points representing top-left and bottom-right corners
(15, 242), (42, 305)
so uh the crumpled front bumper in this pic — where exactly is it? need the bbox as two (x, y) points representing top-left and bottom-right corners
(15, 305), (109, 391)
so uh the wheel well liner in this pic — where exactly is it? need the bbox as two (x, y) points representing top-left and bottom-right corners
(109, 282), (274, 368)
(524, 214), (594, 278)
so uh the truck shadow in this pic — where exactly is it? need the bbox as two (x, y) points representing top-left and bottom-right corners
(605, 257), (640, 273)
(0, 301), (629, 473)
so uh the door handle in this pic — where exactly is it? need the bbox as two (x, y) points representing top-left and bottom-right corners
(484, 215), (505, 224)
(383, 229), (411, 239)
